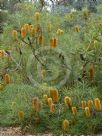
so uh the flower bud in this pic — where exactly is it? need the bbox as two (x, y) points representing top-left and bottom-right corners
(62, 119), (69, 131)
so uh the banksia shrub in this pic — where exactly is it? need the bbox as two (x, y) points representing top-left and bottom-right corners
(50, 103), (56, 113)
(35, 12), (40, 22)
(12, 30), (18, 39)
(18, 111), (24, 121)
(89, 65), (95, 80)
(64, 96), (72, 108)
(72, 107), (77, 115)
(21, 27), (27, 39)
(0, 50), (5, 57)
(88, 100), (93, 110)
(49, 88), (59, 103)
(81, 100), (86, 109)
(94, 98), (101, 111)
(47, 98), (53, 107)
(85, 107), (91, 117)
(32, 97), (41, 112)
(62, 119), (69, 131)
(4, 74), (11, 84)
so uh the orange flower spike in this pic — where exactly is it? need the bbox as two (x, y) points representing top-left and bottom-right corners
(62, 119), (69, 131)
(30, 27), (36, 36)
(89, 65), (95, 80)
(52, 89), (59, 103)
(53, 38), (58, 48)
(24, 24), (30, 32)
(85, 107), (91, 117)
(50, 38), (54, 48)
(4, 74), (11, 84)
(0, 50), (5, 57)
(64, 96), (72, 108)
(50, 103), (56, 113)
(81, 100), (86, 109)
(47, 98), (53, 107)
(38, 35), (44, 45)
(12, 30), (18, 39)
(32, 97), (41, 112)
(21, 27), (27, 38)
(18, 111), (24, 121)
(72, 107), (77, 115)
(88, 100), (93, 110)
(94, 98), (101, 111)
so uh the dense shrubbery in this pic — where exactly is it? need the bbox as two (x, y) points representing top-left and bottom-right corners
(0, 2), (102, 135)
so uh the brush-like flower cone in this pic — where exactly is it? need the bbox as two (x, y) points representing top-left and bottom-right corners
(62, 119), (69, 131)
(85, 107), (91, 117)
(88, 100), (93, 110)
(81, 100), (86, 109)
(35, 12), (40, 22)
(94, 98), (101, 111)
(32, 97), (41, 112)
(50, 38), (54, 47)
(89, 65), (95, 80)
(53, 38), (58, 48)
(24, 24), (30, 32)
(74, 25), (80, 32)
(47, 98), (53, 107)
(47, 23), (52, 32)
(72, 107), (77, 115)
(50, 103), (55, 113)
(49, 88), (59, 103)
(4, 74), (11, 84)
(12, 30), (18, 39)
(64, 96), (72, 108)
(21, 27), (27, 38)
(0, 50), (5, 57)
(43, 94), (48, 103)
(57, 29), (64, 35)
(30, 27), (36, 36)
(18, 111), (24, 121)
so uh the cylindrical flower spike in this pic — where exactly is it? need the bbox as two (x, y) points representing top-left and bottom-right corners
(89, 65), (95, 80)
(24, 24), (30, 32)
(87, 100), (93, 110)
(0, 50), (5, 57)
(50, 103), (56, 113)
(30, 27), (36, 36)
(85, 107), (91, 117)
(81, 100), (86, 109)
(50, 38), (58, 48)
(49, 88), (59, 103)
(4, 74), (11, 84)
(18, 111), (24, 121)
(74, 25), (80, 32)
(62, 119), (69, 131)
(32, 97), (41, 112)
(38, 35), (44, 45)
(35, 12), (40, 22)
(94, 98), (101, 111)
(72, 107), (77, 115)
(21, 27), (27, 38)
(47, 23), (52, 32)
(47, 98), (53, 107)
(57, 29), (64, 35)
(12, 30), (18, 39)
(64, 96), (72, 108)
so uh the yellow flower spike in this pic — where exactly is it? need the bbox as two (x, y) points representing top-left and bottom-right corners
(89, 65), (95, 80)
(64, 96), (72, 108)
(24, 24), (30, 32)
(4, 74), (11, 84)
(72, 107), (77, 115)
(43, 94), (48, 103)
(85, 107), (91, 117)
(81, 100), (86, 109)
(32, 97), (41, 112)
(57, 29), (64, 35)
(94, 98), (101, 111)
(18, 111), (24, 121)
(11, 102), (16, 107)
(47, 23), (52, 32)
(12, 30), (18, 39)
(0, 84), (4, 91)
(35, 12), (40, 22)
(47, 98), (53, 107)
(87, 100), (93, 110)
(41, 69), (46, 78)
(74, 25), (80, 32)
(50, 103), (56, 113)
(38, 35), (44, 45)
(50, 38), (54, 47)
(21, 27), (27, 38)
(62, 119), (69, 131)
(0, 50), (5, 57)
